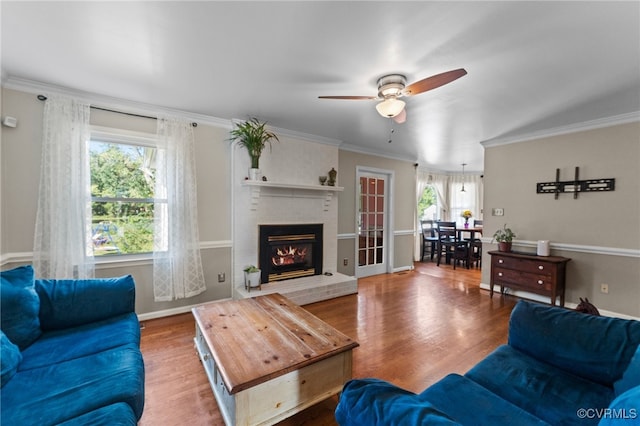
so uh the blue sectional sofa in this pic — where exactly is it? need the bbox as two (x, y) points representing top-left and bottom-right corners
(1, 265), (145, 425)
(336, 300), (640, 426)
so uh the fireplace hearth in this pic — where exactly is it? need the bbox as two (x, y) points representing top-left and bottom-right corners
(259, 224), (323, 284)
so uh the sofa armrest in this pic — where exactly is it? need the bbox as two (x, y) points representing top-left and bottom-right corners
(335, 378), (460, 426)
(35, 275), (136, 330)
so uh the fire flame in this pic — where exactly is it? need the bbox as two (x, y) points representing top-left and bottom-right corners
(272, 246), (308, 266)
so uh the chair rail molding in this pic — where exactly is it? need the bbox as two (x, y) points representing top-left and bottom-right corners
(1, 240), (233, 268)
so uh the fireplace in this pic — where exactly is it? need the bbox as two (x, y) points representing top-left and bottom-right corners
(259, 224), (323, 284)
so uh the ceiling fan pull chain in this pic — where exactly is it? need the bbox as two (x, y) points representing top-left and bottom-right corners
(388, 119), (395, 143)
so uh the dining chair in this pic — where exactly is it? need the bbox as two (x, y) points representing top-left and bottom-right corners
(470, 220), (483, 268)
(420, 220), (438, 262)
(436, 221), (469, 269)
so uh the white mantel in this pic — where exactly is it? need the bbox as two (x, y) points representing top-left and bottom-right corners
(231, 133), (356, 303)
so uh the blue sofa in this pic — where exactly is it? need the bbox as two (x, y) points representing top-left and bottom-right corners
(336, 300), (640, 425)
(1, 265), (145, 425)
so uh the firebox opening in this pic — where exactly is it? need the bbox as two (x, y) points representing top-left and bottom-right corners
(259, 224), (323, 284)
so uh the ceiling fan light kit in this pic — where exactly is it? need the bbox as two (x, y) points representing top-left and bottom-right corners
(376, 98), (406, 118)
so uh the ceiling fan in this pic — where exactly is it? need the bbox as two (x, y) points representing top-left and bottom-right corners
(319, 68), (467, 123)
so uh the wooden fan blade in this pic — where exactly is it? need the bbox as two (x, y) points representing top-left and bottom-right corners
(318, 95), (377, 100)
(403, 68), (467, 96)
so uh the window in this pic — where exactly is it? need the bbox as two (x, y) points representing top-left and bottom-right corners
(89, 131), (159, 256)
(418, 185), (438, 220)
(450, 181), (476, 224)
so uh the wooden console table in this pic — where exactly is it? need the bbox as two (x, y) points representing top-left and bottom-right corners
(488, 251), (571, 306)
(192, 293), (358, 426)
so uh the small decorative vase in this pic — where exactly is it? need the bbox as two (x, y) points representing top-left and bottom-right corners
(328, 168), (337, 186)
(319, 176), (328, 185)
(248, 168), (261, 181)
(464, 219), (469, 228)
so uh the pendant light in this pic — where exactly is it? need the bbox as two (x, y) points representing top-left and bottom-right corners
(461, 163), (467, 192)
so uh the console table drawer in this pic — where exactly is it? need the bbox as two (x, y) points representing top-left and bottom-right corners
(492, 256), (554, 276)
(493, 267), (552, 292)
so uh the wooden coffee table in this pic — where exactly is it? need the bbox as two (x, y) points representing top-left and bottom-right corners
(192, 293), (358, 426)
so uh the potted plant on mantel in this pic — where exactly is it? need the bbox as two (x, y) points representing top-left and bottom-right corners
(228, 117), (279, 181)
(492, 224), (516, 252)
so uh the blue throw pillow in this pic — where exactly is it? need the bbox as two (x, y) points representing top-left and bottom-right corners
(1, 265), (42, 349)
(1, 330), (22, 387)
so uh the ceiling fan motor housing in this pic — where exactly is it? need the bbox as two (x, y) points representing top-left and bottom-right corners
(377, 74), (406, 99)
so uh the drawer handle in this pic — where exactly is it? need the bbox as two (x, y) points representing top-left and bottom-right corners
(537, 280), (544, 285)
(538, 265), (544, 270)
(498, 272), (503, 277)
(498, 259), (504, 264)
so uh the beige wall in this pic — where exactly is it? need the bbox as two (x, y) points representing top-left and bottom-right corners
(1, 88), (233, 317)
(1, 87), (418, 317)
(336, 150), (416, 276)
(482, 122), (640, 317)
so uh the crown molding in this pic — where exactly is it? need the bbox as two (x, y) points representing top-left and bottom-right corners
(480, 111), (640, 148)
(4, 77), (346, 147)
(230, 118), (342, 147)
(339, 142), (417, 164)
(2, 76), (231, 129)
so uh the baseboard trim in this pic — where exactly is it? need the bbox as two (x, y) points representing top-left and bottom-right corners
(479, 283), (639, 321)
(137, 298), (233, 322)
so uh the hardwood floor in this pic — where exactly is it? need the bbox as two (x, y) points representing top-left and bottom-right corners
(139, 261), (518, 425)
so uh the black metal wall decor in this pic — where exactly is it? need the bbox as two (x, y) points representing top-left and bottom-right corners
(537, 167), (615, 199)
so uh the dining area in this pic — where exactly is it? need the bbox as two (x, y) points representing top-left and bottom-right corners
(420, 219), (483, 269)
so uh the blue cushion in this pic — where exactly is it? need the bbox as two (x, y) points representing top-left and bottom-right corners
(35, 275), (135, 330)
(0, 331), (22, 387)
(508, 300), (640, 386)
(614, 344), (640, 397)
(466, 345), (614, 426)
(599, 386), (640, 425)
(0, 265), (42, 349)
(1, 343), (145, 425)
(335, 378), (460, 425)
(420, 374), (551, 425)
(19, 313), (140, 371)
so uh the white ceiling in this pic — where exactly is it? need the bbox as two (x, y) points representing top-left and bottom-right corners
(2, 1), (639, 172)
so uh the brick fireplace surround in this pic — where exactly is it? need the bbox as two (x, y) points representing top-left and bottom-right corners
(231, 132), (357, 305)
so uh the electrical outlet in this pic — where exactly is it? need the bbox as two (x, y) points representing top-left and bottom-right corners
(218, 273), (225, 283)
(600, 283), (609, 294)
(492, 208), (504, 216)
(343, 258), (348, 266)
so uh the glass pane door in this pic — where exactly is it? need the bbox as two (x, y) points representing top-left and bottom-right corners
(357, 172), (387, 277)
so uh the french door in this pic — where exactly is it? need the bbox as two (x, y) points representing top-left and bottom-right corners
(357, 169), (391, 277)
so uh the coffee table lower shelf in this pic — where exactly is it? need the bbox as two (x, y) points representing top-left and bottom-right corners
(194, 322), (353, 426)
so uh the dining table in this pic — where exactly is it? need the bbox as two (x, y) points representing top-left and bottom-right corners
(457, 226), (483, 241)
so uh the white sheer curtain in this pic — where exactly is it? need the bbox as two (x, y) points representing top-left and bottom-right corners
(414, 170), (430, 261)
(153, 116), (206, 301)
(427, 172), (449, 220)
(33, 95), (94, 278)
(449, 174), (483, 224)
